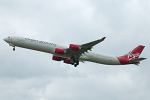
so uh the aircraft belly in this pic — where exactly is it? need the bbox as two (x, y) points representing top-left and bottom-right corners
(82, 52), (121, 65)
(12, 39), (55, 54)
(96, 57), (120, 65)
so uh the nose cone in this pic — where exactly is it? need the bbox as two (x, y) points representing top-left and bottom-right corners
(4, 38), (6, 41)
(4, 38), (8, 42)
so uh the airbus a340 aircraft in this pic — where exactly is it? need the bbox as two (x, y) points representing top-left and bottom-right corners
(4, 36), (146, 67)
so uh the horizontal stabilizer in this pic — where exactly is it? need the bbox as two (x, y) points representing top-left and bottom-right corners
(128, 58), (146, 63)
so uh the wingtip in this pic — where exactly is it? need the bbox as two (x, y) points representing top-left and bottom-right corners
(102, 37), (106, 40)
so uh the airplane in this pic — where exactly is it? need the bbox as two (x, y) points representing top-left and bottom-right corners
(4, 36), (146, 67)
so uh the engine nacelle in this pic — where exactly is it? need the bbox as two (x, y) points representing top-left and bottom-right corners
(64, 59), (72, 64)
(55, 48), (65, 55)
(52, 55), (62, 61)
(69, 44), (80, 51)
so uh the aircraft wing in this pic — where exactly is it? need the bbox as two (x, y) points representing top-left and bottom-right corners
(66, 37), (106, 63)
(81, 37), (106, 51)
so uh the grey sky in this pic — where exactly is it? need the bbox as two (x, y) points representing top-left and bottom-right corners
(0, 0), (150, 100)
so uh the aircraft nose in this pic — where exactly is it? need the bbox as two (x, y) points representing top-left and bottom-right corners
(4, 38), (8, 42)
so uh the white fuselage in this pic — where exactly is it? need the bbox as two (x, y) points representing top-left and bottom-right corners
(4, 36), (121, 65)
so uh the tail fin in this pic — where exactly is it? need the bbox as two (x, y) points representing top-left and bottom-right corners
(117, 45), (146, 64)
(120, 45), (145, 60)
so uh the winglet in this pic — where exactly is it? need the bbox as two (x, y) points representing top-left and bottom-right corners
(102, 37), (106, 40)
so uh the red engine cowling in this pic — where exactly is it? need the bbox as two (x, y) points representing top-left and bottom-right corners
(64, 59), (72, 64)
(55, 48), (65, 55)
(69, 44), (80, 51)
(52, 55), (62, 61)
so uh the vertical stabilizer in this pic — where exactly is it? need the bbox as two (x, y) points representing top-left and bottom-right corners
(117, 45), (145, 64)
(120, 45), (145, 60)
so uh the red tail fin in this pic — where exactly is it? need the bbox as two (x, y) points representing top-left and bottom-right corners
(117, 45), (145, 64)
(120, 45), (145, 60)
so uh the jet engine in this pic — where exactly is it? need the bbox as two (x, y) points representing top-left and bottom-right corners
(64, 59), (72, 64)
(55, 48), (65, 54)
(52, 55), (62, 61)
(69, 44), (81, 51)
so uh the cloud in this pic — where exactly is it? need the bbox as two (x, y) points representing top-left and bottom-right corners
(0, 0), (150, 100)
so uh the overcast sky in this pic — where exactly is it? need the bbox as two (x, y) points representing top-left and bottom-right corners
(0, 0), (150, 100)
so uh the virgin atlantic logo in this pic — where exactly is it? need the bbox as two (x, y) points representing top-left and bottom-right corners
(128, 51), (140, 60)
